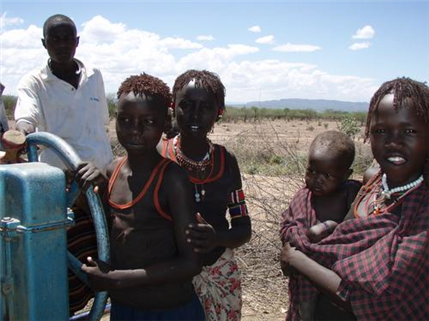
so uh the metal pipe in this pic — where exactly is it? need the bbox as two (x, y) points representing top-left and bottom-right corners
(69, 304), (111, 321)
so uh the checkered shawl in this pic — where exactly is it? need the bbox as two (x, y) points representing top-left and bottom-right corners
(280, 187), (319, 320)
(281, 182), (429, 321)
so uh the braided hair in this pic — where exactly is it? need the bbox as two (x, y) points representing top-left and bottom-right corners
(172, 70), (225, 110)
(117, 73), (172, 110)
(365, 77), (429, 139)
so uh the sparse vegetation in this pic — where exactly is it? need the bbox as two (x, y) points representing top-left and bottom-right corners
(337, 115), (361, 139)
(2, 95), (17, 119)
(222, 105), (367, 124)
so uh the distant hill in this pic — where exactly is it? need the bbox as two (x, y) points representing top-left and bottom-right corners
(229, 98), (369, 112)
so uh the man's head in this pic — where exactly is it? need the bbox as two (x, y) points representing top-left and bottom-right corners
(42, 14), (79, 64)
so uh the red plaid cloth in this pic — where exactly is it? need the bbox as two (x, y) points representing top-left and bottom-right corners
(281, 181), (429, 321)
(280, 187), (319, 320)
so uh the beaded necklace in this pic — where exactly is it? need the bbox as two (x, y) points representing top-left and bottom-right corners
(173, 135), (214, 171)
(354, 173), (424, 217)
(381, 173), (423, 199)
(173, 135), (215, 202)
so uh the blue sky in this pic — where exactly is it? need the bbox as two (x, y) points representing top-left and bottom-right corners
(1, 0), (428, 103)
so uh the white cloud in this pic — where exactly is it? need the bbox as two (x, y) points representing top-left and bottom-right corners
(352, 25), (375, 39)
(273, 43), (321, 53)
(255, 35), (275, 45)
(196, 35), (214, 41)
(0, 15), (377, 103)
(349, 42), (371, 50)
(159, 37), (203, 50)
(221, 60), (376, 102)
(248, 25), (261, 33)
(177, 44), (259, 72)
(80, 15), (127, 43)
(0, 12), (24, 28)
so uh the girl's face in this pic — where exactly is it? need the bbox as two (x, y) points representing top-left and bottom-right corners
(116, 93), (167, 155)
(174, 81), (219, 139)
(370, 94), (428, 188)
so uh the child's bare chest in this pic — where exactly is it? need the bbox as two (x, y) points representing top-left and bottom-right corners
(109, 172), (161, 222)
(313, 192), (348, 222)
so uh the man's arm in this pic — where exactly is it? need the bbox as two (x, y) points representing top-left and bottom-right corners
(15, 77), (42, 135)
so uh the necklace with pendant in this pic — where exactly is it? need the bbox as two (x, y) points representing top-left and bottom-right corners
(194, 184), (206, 203)
(173, 135), (215, 202)
(366, 174), (424, 215)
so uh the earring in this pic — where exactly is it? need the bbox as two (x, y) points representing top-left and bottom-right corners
(218, 108), (224, 119)
(169, 102), (175, 116)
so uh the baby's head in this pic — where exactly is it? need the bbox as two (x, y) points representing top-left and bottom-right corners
(365, 77), (429, 187)
(116, 73), (171, 154)
(306, 131), (355, 196)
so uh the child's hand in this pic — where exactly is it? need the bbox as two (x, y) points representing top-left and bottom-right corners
(306, 220), (338, 243)
(280, 242), (298, 276)
(81, 256), (112, 291)
(185, 213), (217, 253)
(74, 162), (107, 192)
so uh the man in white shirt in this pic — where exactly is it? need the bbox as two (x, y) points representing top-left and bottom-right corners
(14, 14), (113, 315)
(15, 14), (113, 172)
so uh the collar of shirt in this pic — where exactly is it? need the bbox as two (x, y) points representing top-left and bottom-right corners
(40, 58), (95, 82)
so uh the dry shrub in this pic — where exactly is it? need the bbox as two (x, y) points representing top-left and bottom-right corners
(222, 123), (308, 318)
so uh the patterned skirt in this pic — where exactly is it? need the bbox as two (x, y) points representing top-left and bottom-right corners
(193, 248), (242, 321)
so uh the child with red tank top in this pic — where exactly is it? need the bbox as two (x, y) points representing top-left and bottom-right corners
(75, 73), (205, 321)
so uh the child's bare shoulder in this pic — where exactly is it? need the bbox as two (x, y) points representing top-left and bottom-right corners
(163, 160), (189, 185)
(105, 157), (125, 179)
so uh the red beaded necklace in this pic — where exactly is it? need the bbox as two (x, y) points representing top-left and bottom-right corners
(173, 135), (224, 202)
(108, 157), (168, 210)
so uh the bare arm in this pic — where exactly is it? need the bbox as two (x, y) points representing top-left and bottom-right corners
(186, 151), (251, 252)
(306, 220), (338, 243)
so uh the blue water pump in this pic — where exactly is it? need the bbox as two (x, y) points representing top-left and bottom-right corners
(0, 132), (110, 320)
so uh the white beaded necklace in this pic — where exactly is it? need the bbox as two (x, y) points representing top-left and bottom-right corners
(381, 173), (424, 199)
